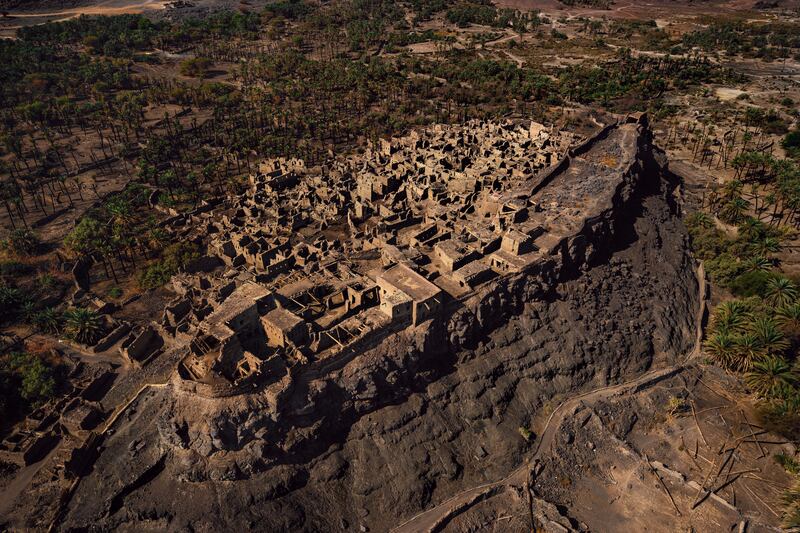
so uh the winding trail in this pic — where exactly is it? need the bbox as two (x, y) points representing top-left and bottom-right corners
(392, 263), (708, 533)
(484, 31), (524, 67)
(391, 365), (688, 533)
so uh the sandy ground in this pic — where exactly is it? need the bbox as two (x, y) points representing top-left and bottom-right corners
(3, 0), (166, 16)
(0, 0), (167, 37)
(715, 87), (747, 101)
(0, 0), (281, 37)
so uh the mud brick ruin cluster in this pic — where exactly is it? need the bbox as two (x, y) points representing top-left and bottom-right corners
(155, 119), (590, 394)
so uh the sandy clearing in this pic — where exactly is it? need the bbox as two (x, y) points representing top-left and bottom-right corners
(4, 0), (167, 17)
(0, 0), (167, 35)
(715, 87), (747, 101)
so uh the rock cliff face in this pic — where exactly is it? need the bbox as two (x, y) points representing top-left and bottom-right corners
(60, 120), (700, 532)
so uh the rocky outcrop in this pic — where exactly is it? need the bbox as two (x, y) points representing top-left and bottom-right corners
(58, 120), (700, 532)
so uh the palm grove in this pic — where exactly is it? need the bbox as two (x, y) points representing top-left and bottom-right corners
(1, 0), (800, 504)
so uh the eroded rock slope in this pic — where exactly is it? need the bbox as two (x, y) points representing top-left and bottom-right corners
(60, 118), (700, 532)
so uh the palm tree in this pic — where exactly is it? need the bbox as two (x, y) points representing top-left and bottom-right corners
(722, 179), (744, 199)
(63, 308), (103, 345)
(712, 300), (749, 334)
(719, 197), (750, 224)
(689, 211), (713, 228)
(749, 316), (790, 355)
(733, 333), (762, 371)
(0, 179), (25, 229)
(745, 356), (797, 399)
(765, 277), (797, 308)
(751, 236), (782, 258)
(745, 255), (772, 272)
(106, 197), (134, 232)
(704, 331), (736, 369)
(738, 217), (763, 241)
(34, 308), (61, 334)
(19, 300), (37, 323)
(777, 302), (800, 333)
(146, 224), (169, 254)
(0, 283), (20, 301)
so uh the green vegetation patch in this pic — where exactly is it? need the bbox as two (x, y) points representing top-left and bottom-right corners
(784, 128), (800, 159)
(0, 352), (61, 425)
(682, 20), (800, 60)
(137, 241), (200, 290)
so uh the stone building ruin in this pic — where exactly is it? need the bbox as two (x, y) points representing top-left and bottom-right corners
(124, 115), (662, 410)
(154, 119), (581, 395)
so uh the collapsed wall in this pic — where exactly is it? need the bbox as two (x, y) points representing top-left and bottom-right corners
(58, 118), (700, 532)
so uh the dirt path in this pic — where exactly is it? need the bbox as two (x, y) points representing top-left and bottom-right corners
(485, 31), (524, 67)
(485, 31), (517, 48)
(0, 0), (167, 32)
(392, 263), (708, 533)
(390, 365), (688, 533)
(4, 0), (166, 18)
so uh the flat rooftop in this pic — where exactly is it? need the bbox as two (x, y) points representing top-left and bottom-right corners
(201, 283), (272, 339)
(263, 307), (304, 332)
(378, 263), (441, 302)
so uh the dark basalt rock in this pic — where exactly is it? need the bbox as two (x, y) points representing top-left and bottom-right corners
(57, 122), (700, 533)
